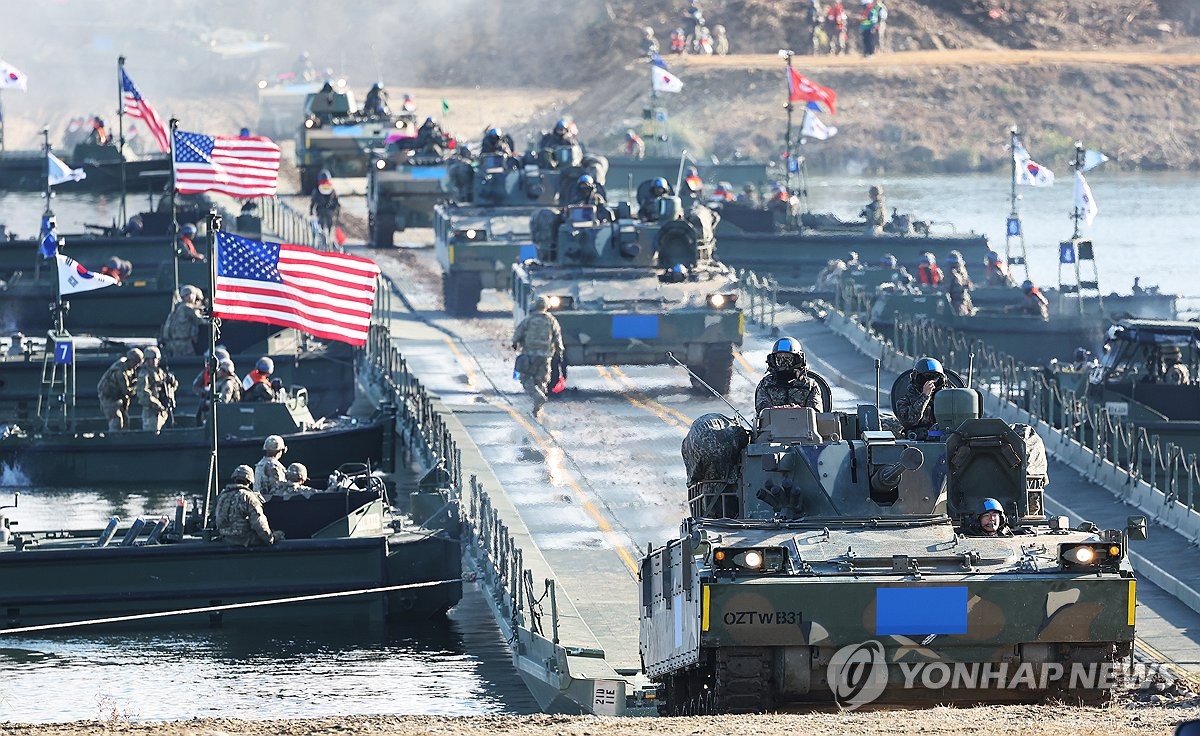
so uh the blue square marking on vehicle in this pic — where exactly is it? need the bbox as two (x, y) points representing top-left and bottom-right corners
(409, 166), (446, 180)
(331, 125), (365, 137)
(612, 314), (659, 339)
(875, 586), (968, 635)
(518, 244), (538, 261)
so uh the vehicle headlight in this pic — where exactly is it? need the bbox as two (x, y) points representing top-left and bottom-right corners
(375, 158), (387, 170)
(454, 229), (481, 242)
(1059, 542), (1122, 570)
(543, 295), (573, 311)
(707, 293), (737, 309)
(304, 117), (319, 129)
(713, 546), (786, 574)
(257, 79), (268, 89)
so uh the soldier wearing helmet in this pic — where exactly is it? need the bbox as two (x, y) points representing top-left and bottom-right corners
(983, 249), (1014, 287)
(973, 498), (1010, 537)
(243, 356), (276, 403)
(177, 222), (205, 262)
(942, 249), (974, 316)
(539, 118), (579, 167)
(362, 82), (390, 117)
(568, 173), (608, 211)
(214, 359), (242, 404)
(255, 434), (289, 496)
(161, 285), (208, 357)
(861, 185), (885, 236)
(96, 348), (144, 431)
(214, 464), (281, 546)
(480, 126), (514, 156)
(512, 296), (565, 420)
(135, 345), (178, 434)
(1162, 345), (1190, 385)
(1018, 279), (1049, 321)
(281, 463), (318, 496)
(896, 356), (945, 434)
(754, 337), (823, 415)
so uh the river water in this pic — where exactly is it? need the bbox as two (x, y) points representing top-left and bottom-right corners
(0, 172), (1196, 722)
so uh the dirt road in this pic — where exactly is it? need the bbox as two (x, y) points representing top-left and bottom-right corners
(679, 48), (1200, 70)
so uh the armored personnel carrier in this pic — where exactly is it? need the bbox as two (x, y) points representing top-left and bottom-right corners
(434, 143), (605, 315)
(296, 87), (416, 191)
(512, 191), (742, 393)
(367, 135), (454, 246)
(641, 377), (1143, 713)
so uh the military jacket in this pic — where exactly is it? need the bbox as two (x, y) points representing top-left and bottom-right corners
(513, 312), (564, 357)
(254, 456), (288, 496)
(754, 372), (824, 415)
(896, 384), (935, 430)
(97, 358), (138, 401)
(213, 482), (273, 546)
(162, 302), (206, 343)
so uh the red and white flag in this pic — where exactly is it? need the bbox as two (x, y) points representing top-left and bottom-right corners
(787, 67), (837, 114)
(213, 232), (379, 346)
(173, 130), (280, 198)
(120, 68), (169, 153)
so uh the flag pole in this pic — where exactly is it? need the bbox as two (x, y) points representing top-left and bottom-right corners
(42, 126), (64, 333)
(169, 117), (180, 298)
(202, 209), (221, 531)
(1071, 141), (1084, 240)
(117, 55), (127, 229)
(1006, 126), (1028, 280)
(0, 90), (5, 154)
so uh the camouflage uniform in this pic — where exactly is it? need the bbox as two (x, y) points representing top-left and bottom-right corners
(512, 310), (564, 415)
(682, 413), (750, 518)
(895, 384), (936, 431)
(213, 481), (274, 546)
(277, 481), (319, 496)
(1166, 361), (1191, 385)
(161, 301), (206, 357)
(754, 372), (824, 415)
(1022, 289), (1049, 321)
(861, 194), (885, 236)
(136, 364), (178, 433)
(944, 266), (974, 316)
(96, 357), (140, 431)
(254, 455), (288, 496)
(214, 375), (243, 403)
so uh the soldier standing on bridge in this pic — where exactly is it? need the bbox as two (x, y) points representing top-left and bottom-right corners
(512, 297), (564, 420)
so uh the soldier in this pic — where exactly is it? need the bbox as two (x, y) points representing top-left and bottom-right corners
(161, 285), (208, 357)
(1019, 280), (1050, 321)
(135, 346), (178, 434)
(280, 463), (319, 495)
(538, 119), (577, 161)
(255, 435), (289, 496)
(973, 498), (1011, 537)
(177, 223), (205, 262)
(1163, 345), (1191, 385)
(983, 250), (1014, 287)
(214, 359), (243, 403)
(213, 465), (281, 547)
(861, 185), (885, 236)
(512, 296), (564, 420)
(917, 252), (943, 287)
(7, 332), (24, 356)
(754, 337), (823, 415)
(243, 357), (276, 402)
(624, 129), (645, 159)
(942, 250), (974, 316)
(895, 356), (945, 434)
(97, 348), (143, 431)
(414, 117), (446, 153)
(480, 126), (513, 156)
(362, 82), (390, 117)
(309, 170), (340, 236)
(568, 174), (608, 209)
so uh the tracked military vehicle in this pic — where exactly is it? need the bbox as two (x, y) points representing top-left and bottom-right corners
(367, 137), (453, 247)
(511, 191), (742, 393)
(434, 143), (606, 315)
(641, 376), (1144, 713)
(296, 87), (417, 191)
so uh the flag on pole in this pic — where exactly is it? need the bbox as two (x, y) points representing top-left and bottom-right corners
(651, 60), (683, 93)
(800, 110), (837, 141)
(213, 232), (380, 346)
(120, 68), (169, 153)
(47, 152), (86, 186)
(56, 254), (119, 295)
(173, 130), (281, 198)
(0, 58), (27, 91)
(787, 67), (837, 114)
(1082, 149), (1110, 172)
(38, 215), (58, 259)
(1013, 140), (1054, 187)
(1074, 170), (1098, 226)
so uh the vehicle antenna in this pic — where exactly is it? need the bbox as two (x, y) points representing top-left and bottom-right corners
(967, 351), (975, 387)
(875, 357), (881, 408)
(674, 149), (687, 194)
(665, 351), (752, 429)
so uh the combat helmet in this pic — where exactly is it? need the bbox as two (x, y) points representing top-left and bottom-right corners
(766, 337), (806, 376)
(285, 463), (308, 483)
(263, 435), (287, 454)
(978, 497), (1008, 532)
(230, 465), (255, 484)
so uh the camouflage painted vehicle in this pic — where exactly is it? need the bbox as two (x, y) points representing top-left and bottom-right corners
(511, 195), (743, 393)
(255, 77), (324, 140)
(367, 143), (451, 247)
(434, 203), (538, 315)
(434, 145), (605, 316)
(640, 380), (1143, 713)
(296, 88), (417, 191)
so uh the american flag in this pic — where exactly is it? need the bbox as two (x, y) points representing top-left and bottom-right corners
(173, 129), (280, 198)
(213, 232), (380, 346)
(119, 68), (169, 153)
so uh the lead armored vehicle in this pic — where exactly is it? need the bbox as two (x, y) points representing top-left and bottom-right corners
(512, 191), (742, 393)
(434, 143), (606, 315)
(641, 379), (1143, 713)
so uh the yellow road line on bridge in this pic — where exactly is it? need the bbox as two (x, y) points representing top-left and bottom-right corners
(606, 367), (692, 429)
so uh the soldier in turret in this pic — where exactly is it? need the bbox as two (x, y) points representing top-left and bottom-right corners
(512, 296), (564, 420)
(861, 185), (885, 236)
(161, 285), (208, 357)
(895, 356), (945, 434)
(1163, 345), (1191, 385)
(754, 337), (823, 415)
(362, 82), (390, 117)
(1019, 280), (1050, 321)
(970, 498), (1012, 537)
